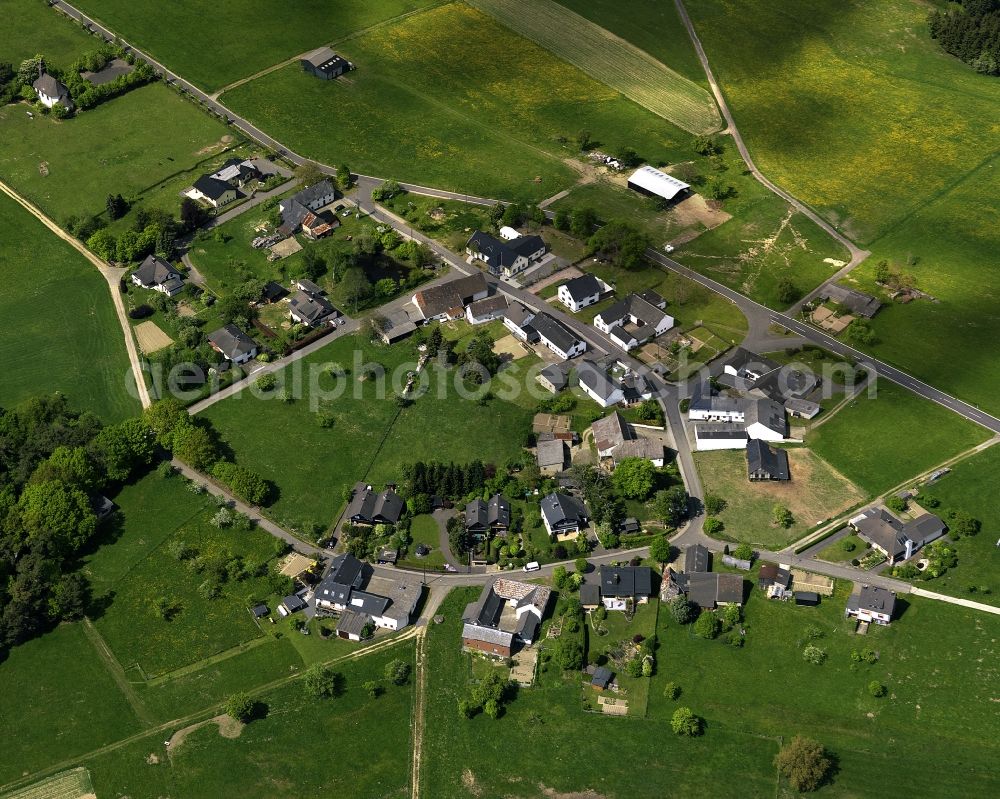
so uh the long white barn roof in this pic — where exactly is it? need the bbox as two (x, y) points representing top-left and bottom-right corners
(628, 165), (690, 200)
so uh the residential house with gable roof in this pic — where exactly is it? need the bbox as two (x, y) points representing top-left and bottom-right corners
(462, 578), (552, 657)
(131, 255), (184, 296)
(594, 291), (674, 350)
(466, 230), (546, 278)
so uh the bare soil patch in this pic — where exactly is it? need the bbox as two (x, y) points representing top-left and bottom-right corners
(668, 193), (732, 233)
(540, 787), (608, 799)
(195, 134), (235, 156)
(529, 265), (582, 294)
(167, 713), (243, 756)
(493, 334), (530, 360)
(134, 320), (174, 354)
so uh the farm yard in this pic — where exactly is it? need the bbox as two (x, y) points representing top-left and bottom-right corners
(0, 192), (138, 422)
(807, 381), (992, 497)
(693, 448), (867, 549)
(69, 0), (441, 91)
(223, 2), (696, 202)
(0, 82), (238, 223)
(466, 0), (720, 134)
(685, 0), (1000, 409)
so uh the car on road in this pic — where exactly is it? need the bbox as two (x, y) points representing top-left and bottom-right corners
(663, 243), (675, 253)
(523, 561), (540, 572)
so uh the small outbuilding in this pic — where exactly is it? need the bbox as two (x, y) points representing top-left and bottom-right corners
(301, 46), (353, 79)
(794, 591), (820, 607)
(591, 666), (614, 691)
(251, 604), (269, 619)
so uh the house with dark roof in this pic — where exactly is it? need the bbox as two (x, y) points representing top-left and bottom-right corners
(262, 281), (288, 304)
(301, 46), (353, 79)
(314, 553), (369, 611)
(598, 565), (654, 610)
(131, 255), (184, 296)
(503, 302), (539, 342)
(575, 359), (625, 408)
(594, 292), (674, 351)
(462, 578), (552, 657)
(279, 181), (338, 235)
(412, 273), (489, 321)
(465, 494), (509, 539)
(466, 230), (546, 278)
(849, 506), (946, 564)
(279, 594), (308, 616)
(531, 312), (586, 360)
(466, 295), (508, 325)
(207, 324), (258, 364)
(540, 492), (588, 539)
(314, 553), (422, 634)
(345, 483), (404, 526)
(688, 381), (745, 423)
(845, 584), (896, 625)
(694, 422), (748, 451)
(557, 273), (606, 312)
(744, 397), (788, 441)
(757, 563), (791, 594)
(822, 284), (882, 318)
(211, 157), (262, 188)
(746, 439), (790, 481)
(186, 174), (239, 208)
(591, 665), (614, 690)
(684, 572), (744, 609)
(591, 411), (633, 458)
(33, 72), (73, 110)
(537, 362), (569, 394)
(684, 544), (709, 574)
(289, 290), (339, 327)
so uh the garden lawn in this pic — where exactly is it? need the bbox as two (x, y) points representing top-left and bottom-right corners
(686, 0), (1000, 411)
(398, 513), (447, 570)
(585, 600), (658, 716)
(223, 3), (696, 202)
(0, 192), (138, 421)
(816, 532), (866, 563)
(0, 623), (142, 785)
(649, 582), (1000, 798)
(0, 82), (236, 223)
(87, 471), (284, 677)
(694, 448), (867, 549)
(0, 0), (94, 65)
(807, 381), (991, 497)
(72, 0), (440, 92)
(83, 643), (416, 799)
(907, 444), (1000, 605)
(421, 588), (780, 799)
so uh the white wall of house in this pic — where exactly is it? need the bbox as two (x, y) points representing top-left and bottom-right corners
(746, 423), (785, 442)
(304, 190), (336, 210)
(688, 408), (745, 423)
(579, 381), (624, 408)
(695, 435), (748, 451)
(557, 285), (600, 312)
(602, 597), (627, 611)
(538, 334), (586, 361)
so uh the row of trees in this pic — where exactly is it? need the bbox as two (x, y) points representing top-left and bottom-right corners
(400, 460), (489, 501)
(929, 0), (1000, 75)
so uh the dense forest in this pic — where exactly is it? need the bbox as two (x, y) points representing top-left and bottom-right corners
(929, 0), (1000, 74)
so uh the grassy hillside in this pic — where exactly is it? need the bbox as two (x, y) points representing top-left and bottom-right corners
(0, 192), (138, 421)
(686, 0), (1000, 411)
(70, 0), (440, 91)
(223, 2), (695, 202)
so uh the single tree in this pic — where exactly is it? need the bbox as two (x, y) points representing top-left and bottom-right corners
(225, 692), (255, 723)
(694, 611), (721, 639)
(670, 706), (703, 736)
(385, 658), (411, 686)
(774, 736), (832, 792)
(611, 457), (655, 499)
(648, 535), (672, 564)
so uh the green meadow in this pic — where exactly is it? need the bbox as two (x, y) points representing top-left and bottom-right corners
(223, 2), (696, 202)
(0, 192), (137, 421)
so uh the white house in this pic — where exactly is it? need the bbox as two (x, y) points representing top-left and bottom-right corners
(207, 324), (258, 364)
(744, 398), (788, 441)
(688, 382), (745, 423)
(466, 295), (508, 325)
(694, 423), (748, 451)
(131, 255), (184, 297)
(845, 585), (896, 625)
(503, 303), (537, 341)
(32, 72), (73, 110)
(576, 360), (625, 408)
(557, 274), (605, 312)
(185, 175), (239, 208)
(594, 291), (673, 351)
(531, 313), (586, 360)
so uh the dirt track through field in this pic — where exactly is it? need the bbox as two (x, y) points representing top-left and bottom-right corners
(0, 180), (151, 408)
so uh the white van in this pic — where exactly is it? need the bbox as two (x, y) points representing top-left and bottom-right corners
(523, 561), (540, 572)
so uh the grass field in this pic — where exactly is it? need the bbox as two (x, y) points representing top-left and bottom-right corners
(71, 0), (440, 91)
(0, 82), (236, 223)
(695, 448), (867, 548)
(906, 444), (1000, 605)
(86, 471), (284, 677)
(555, 0), (709, 86)
(686, 0), (1000, 410)
(201, 329), (537, 534)
(467, 0), (719, 134)
(648, 581), (1000, 797)
(397, 513), (447, 569)
(79, 643), (416, 799)
(808, 381), (992, 497)
(0, 623), (141, 786)
(0, 0), (95, 65)
(223, 3), (697, 202)
(816, 532), (866, 563)
(421, 588), (781, 799)
(0, 192), (138, 421)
